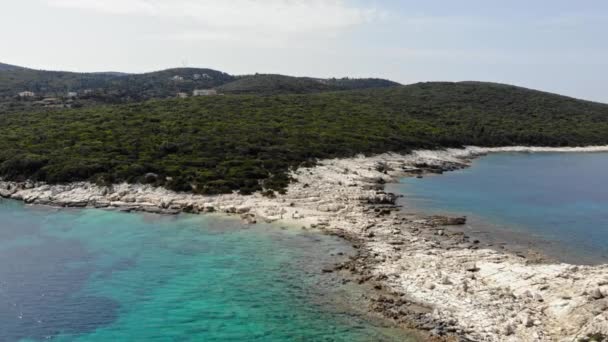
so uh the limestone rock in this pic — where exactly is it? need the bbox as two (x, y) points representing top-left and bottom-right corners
(592, 288), (605, 300)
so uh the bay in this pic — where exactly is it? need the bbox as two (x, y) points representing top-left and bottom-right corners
(0, 200), (414, 342)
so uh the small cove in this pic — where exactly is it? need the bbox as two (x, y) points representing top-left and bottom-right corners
(392, 152), (608, 264)
(0, 200), (417, 342)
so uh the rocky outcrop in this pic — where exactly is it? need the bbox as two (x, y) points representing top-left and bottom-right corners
(2, 146), (608, 341)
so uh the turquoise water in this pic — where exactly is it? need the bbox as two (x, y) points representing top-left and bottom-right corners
(395, 152), (608, 264)
(0, 200), (414, 342)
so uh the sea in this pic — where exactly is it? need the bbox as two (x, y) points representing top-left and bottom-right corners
(393, 152), (608, 264)
(0, 200), (416, 342)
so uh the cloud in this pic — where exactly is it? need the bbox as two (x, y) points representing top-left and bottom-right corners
(46, 0), (380, 33)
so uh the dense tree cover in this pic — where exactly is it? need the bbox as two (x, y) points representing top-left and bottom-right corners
(0, 69), (119, 97)
(217, 74), (400, 95)
(0, 67), (231, 100)
(0, 67), (230, 114)
(324, 77), (401, 90)
(1, 81), (607, 195)
(103, 68), (234, 100)
(0, 65), (400, 112)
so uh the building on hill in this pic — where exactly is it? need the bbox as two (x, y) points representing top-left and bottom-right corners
(193, 73), (213, 80)
(193, 89), (217, 96)
(176, 92), (189, 98)
(18, 91), (35, 98)
(171, 75), (184, 81)
(67, 91), (78, 98)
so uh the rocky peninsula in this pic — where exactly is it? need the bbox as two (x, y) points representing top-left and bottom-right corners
(2, 146), (608, 341)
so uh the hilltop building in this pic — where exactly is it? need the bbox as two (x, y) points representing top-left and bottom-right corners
(67, 91), (78, 98)
(176, 92), (189, 98)
(193, 73), (213, 80)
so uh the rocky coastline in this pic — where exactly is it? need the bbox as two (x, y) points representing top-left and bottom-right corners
(2, 146), (608, 341)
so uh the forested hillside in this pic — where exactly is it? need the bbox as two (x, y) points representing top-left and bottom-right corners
(0, 64), (400, 108)
(0, 63), (24, 71)
(1, 81), (607, 195)
(0, 67), (231, 98)
(217, 74), (400, 95)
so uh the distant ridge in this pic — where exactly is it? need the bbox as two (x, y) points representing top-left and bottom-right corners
(0, 63), (401, 99)
(217, 74), (401, 95)
(91, 71), (130, 77)
(456, 81), (608, 105)
(0, 62), (25, 71)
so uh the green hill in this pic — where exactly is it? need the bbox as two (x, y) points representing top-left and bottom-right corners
(1, 81), (606, 195)
(99, 68), (235, 101)
(217, 74), (333, 94)
(217, 74), (400, 95)
(0, 66), (237, 112)
(0, 69), (120, 96)
(0, 65), (401, 113)
(323, 77), (401, 90)
(0, 67), (232, 99)
(0, 64), (399, 100)
(0, 63), (24, 71)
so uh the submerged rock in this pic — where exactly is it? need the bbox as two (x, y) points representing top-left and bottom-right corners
(430, 215), (467, 226)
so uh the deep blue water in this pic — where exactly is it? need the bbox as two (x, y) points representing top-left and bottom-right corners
(0, 200), (414, 342)
(395, 152), (608, 263)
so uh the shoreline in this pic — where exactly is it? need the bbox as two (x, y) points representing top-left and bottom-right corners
(390, 188), (607, 266)
(2, 146), (608, 341)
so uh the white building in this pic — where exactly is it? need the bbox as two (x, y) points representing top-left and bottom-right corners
(193, 89), (217, 96)
(67, 91), (78, 98)
(176, 92), (189, 98)
(18, 91), (35, 98)
(171, 75), (184, 81)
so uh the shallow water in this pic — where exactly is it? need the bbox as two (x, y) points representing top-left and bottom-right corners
(394, 152), (608, 264)
(0, 200), (415, 342)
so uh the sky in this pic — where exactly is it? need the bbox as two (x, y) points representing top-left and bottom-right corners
(1, 0), (607, 102)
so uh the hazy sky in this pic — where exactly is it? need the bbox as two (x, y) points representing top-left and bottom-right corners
(2, 0), (607, 102)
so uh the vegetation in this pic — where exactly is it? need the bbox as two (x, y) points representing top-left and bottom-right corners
(324, 77), (401, 90)
(0, 67), (232, 102)
(0, 64), (400, 113)
(0, 63), (23, 71)
(579, 333), (608, 342)
(1, 81), (607, 195)
(217, 74), (400, 95)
